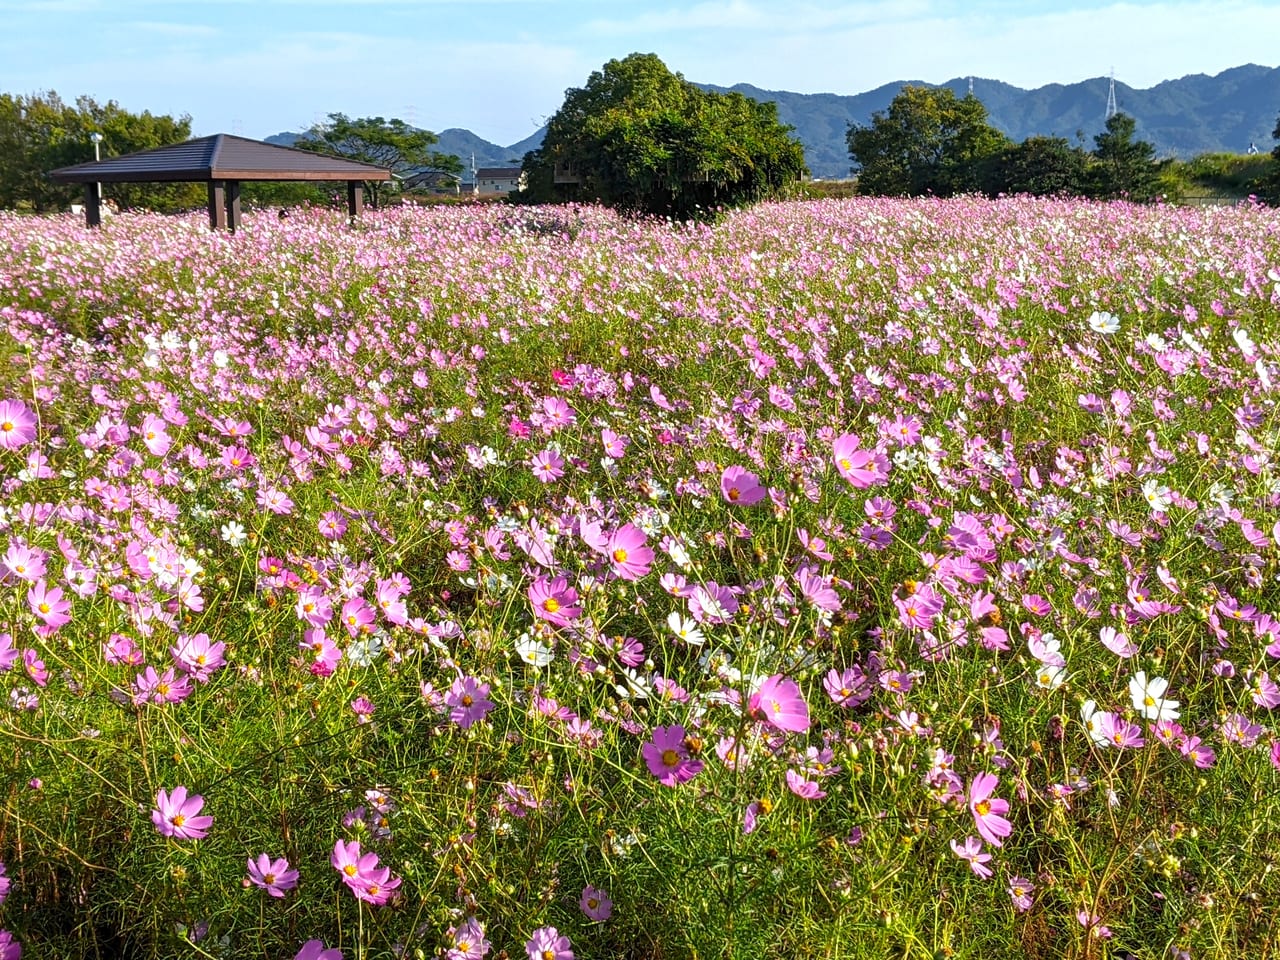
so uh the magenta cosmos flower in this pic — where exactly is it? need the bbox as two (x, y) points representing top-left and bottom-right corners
(749, 674), (810, 733)
(331, 839), (402, 904)
(152, 786), (213, 840)
(247, 853), (299, 897)
(295, 941), (343, 960)
(27, 579), (71, 629)
(967, 772), (1012, 847)
(642, 725), (704, 786)
(0, 929), (19, 960)
(720, 465), (765, 505)
(0, 399), (36, 450)
(832, 433), (890, 488)
(528, 576), (581, 627)
(525, 925), (573, 960)
(606, 523), (654, 581)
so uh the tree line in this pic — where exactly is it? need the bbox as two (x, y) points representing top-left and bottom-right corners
(846, 85), (1171, 201)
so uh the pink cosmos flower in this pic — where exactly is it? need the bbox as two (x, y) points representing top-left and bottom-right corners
(823, 665), (871, 708)
(529, 576), (581, 627)
(340, 597), (376, 637)
(301, 629), (342, 677)
(720, 465), (765, 505)
(134, 666), (192, 706)
(331, 839), (401, 904)
(796, 565), (841, 613)
(139, 414), (171, 456)
(642, 725), (703, 786)
(950, 836), (993, 879)
(152, 786), (213, 840)
(833, 433), (890, 488)
(750, 674), (810, 733)
(606, 524), (654, 581)
(526, 926), (573, 960)
(686, 581), (739, 625)
(601, 428), (628, 458)
(0, 930), (19, 960)
(445, 676), (495, 729)
(318, 511), (347, 539)
(530, 448), (565, 483)
(579, 885), (612, 921)
(247, 854), (299, 897)
(1098, 711), (1145, 749)
(967, 772), (1012, 847)
(170, 633), (225, 682)
(295, 588), (333, 627)
(28, 579), (71, 629)
(0, 399), (36, 450)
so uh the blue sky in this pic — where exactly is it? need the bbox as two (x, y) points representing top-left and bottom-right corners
(2, 0), (1277, 146)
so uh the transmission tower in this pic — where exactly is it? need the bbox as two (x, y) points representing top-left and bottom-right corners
(1105, 69), (1118, 119)
(968, 76), (974, 96)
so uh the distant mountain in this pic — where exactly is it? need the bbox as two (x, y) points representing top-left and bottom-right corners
(263, 65), (1280, 181)
(701, 64), (1280, 177)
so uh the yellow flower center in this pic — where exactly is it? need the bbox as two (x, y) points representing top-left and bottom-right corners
(38, 602), (50, 614)
(461, 694), (474, 707)
(661, 749), (680, 768)
(612, 548), (628, 563)
(975, 800), (991, 816)
(171, 814), (186, 828)
(344, 864), (358, 877)
(263, 872), (276, 885)
(727, 487), (741, 501)
(0, 421), (13, 433)
(587, 897), (599, 909)
(542, 597), (560, 614)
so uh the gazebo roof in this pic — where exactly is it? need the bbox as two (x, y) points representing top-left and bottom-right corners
(49, 134), (392, 184)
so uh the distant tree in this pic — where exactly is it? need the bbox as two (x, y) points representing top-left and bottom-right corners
(0, 91), (201, 212)
(1258, 112), (1280, 205)
(294, 113), (462, 207)
(986, 135), (1090, 197)
(846, 86), (1009, 197)
(521, 53), (806, 219)
(1089, 112), (1161, 202)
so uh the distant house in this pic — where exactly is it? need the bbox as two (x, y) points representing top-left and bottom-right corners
(475, 167), (526, 196)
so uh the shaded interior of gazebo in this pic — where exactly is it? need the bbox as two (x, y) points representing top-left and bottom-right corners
(49, 134), (392, 231)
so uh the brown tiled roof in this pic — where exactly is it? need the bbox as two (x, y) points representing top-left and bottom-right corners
(49, 134), (392, 184)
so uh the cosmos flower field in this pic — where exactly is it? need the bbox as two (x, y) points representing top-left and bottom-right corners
(0, 196), (1279, 960)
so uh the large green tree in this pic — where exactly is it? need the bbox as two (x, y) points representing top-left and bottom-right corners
(0, 91), (200, 212)
(522, 53), (806, 219)
(1089, 112), (1161, 202)
(294, 114), (462, 207)
(846, 86), (1009, 197)
(986, 135), (1090, 197)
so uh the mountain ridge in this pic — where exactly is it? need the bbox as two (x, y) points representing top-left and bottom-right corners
(267, 64), (1280, 180)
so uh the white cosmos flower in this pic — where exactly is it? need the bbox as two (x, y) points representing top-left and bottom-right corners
(1088, 311), (1120, 334)
(1141, 478), (1172, 513)
(1233, 327), (1257, 358)
(514, 632), (554, 668)
(1080, 699), (1110, 746)
(219, 520), (247, 547)
(667, 611), (705, 646)
(1034, 664), (1066, 690)
(1129, 670), (1180, 721)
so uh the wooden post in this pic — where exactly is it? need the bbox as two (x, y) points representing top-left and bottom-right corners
(347, 180), (364, 219)
(226, 180), (242, 233)
(207, 181), (227, 231)
(83, 182), (102, 228)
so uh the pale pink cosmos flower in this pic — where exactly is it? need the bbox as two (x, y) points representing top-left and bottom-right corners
(28, 579), (71, 629)
(525, 926), (573, 960)
(786, 768), (827, 799)
(950, 836), (993, 878)
(530, 448), (565, 483)
(0, 399), (36, 450)
(967, 772), (1012, 847)
(1099, 626), (1136, 658)
(1007, 876), (1035, 911)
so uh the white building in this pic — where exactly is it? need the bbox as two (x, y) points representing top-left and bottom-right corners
(475, 167), (526, 196)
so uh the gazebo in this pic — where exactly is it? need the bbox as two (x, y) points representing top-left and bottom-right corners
(49, 134), (392, 231)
